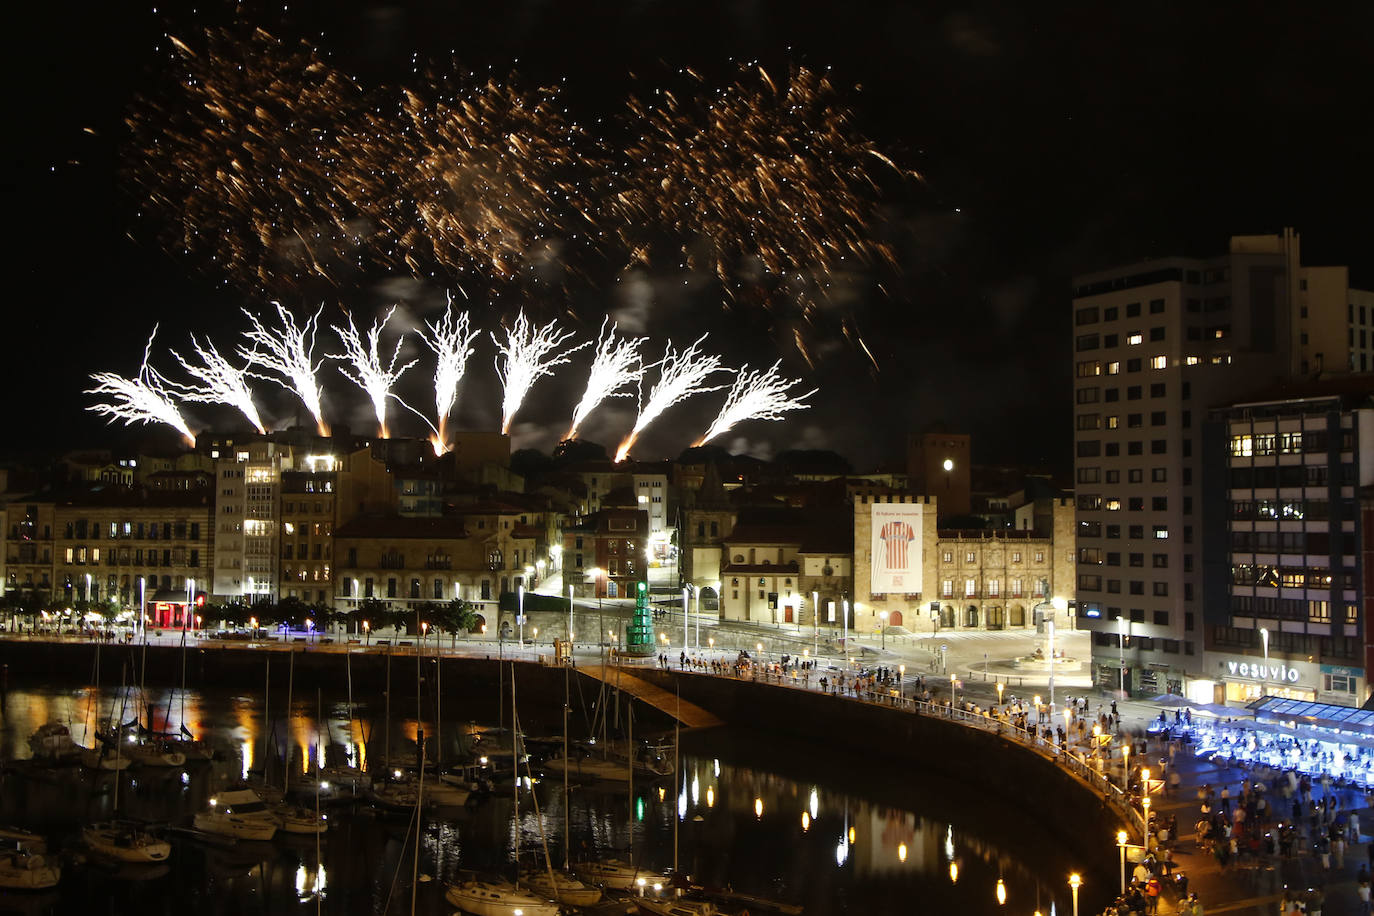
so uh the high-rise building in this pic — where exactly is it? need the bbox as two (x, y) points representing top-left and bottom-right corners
(1071, 228), (1369, 697)
(1202, 382), (1372, 706)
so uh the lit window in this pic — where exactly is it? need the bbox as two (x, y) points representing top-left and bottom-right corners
(1184, 356), (1200, 365)
(1106, 361), (1121, 375)
(1153, 526), (1169, 540)
(1150, 356), (1167, 369)
(1127, 333), (1143, 346)
(1105, 499), (1121, 511)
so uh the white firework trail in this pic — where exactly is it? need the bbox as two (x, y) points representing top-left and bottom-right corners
(566, 318), (645, 441)
(418, 299), (479, 452)
(331, 306), (417, 438)
(491, 311), (587, 435)
(168, 333), (267, 434)
(694, 361), (816, 446)
(238, 303), (330, 435)
(615, 336), (728, 462)
(86, 326), (197, 445)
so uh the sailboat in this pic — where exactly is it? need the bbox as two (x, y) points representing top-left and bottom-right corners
(81, 821), (171, 864)
(0, 849), (60, 891)
(574, 685), (658, 891)
(270, 650), (328, 835)
(522, 666), (602, 906)
(446, 663), (559, 916)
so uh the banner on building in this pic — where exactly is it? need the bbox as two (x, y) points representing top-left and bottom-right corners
(870, 502), (923, 595)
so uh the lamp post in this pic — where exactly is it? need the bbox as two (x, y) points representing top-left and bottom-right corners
(568, 583), (575, 651)
(1141, 797), (1152, 852)
(842, 599), (850, 669)
(517, 584), (525, 648)
(1116, 830), (1129, 895)
(879, 610), (889, 650)
(1122, 743), (1130, 790)
(362, 619), (370, 647)
(682, 586), (689, 651)
(996, 682), (1005, 707)
(1068, 873), (1081, 916)
(812, 589), (819, 659)
(1118, 616), (1127, 696)
(1260, 626), (1269, 663)
(1048, 619), (1056, 711)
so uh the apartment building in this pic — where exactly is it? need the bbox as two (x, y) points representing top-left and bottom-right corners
(1200, 383), (1372, 706)
(1072, 228), (1365, 696)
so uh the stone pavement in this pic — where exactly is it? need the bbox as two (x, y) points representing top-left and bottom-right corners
(1092, 697), (1370, 916)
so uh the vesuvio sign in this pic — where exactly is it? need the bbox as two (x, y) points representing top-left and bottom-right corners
(1227, 661), (1301, 683)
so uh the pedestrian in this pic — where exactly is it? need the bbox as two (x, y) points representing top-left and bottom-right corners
(1144, 876), (1161, 914)
(1357, 865), (1371, 915)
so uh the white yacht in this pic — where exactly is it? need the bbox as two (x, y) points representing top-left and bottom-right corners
(0, 850), (60, 891)
(193, 789), (278, 841)
(574, 857), (660, 890)
(521, 867), (603, 905)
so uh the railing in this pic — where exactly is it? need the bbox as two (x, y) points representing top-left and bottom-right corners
(655, 663), (1148, 845)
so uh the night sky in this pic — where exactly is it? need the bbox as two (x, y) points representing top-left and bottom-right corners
(13, 1), (1374, 473)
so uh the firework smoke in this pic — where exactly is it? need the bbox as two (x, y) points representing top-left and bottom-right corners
(492, 311), (587, 435)
(169, 334), (267, 433)
(418, 298), (480, 452)
(239, 303), (331, 435)
(615, 337), (727, 462)
(86, 327), (197, 445)
(695, 362), (815, 446)
(331, 307), (417, 438)
(566, 319), (644, 441)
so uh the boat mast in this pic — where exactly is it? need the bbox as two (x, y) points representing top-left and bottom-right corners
(262, 656), (271, 791)
(285, 648), (295, 795)
(385, 648), (392, 782)
(511, 662), (519, 887)
(563, 666), (571, 871)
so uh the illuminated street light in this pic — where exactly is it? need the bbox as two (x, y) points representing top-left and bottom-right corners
(1116, 830), (1128, 894)
(1068, 873), (1081, 916)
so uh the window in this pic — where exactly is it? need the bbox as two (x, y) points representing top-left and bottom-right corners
(1076, 360), (1102, 377)
(1106, 415), (1120, 429)
(1149, 326), (1165, 341)
(1151, 468), (1167, 483)
(1127, 413), (1143, 428)
(1127, 333), (1143, 346)
(1127, 441), (1143, 456)
(1152, 496), (1168, 511)
(1077, 387), (1100, 404)
(965, 551), (976, 564)
(942, 551), (953, 563)
(1152, 582), (1168, 597)
(1077, 440), (1101, 458)
(1104, 307), (1118, 321)
(1076, 334), (1100, 352)
(1126, 302), (1141, 318)
(1150, 383), (1167, 398)
(964, 579), (977, 597)
(1150, 356), (1167, 369)
(1077, 467), (1101, 483)
(1151, 439), (1168, 454)
(1105, 388), (1120, 402)
(1127, 386), (1142, 400)
(941, 580), (953, 598)
(1149, 299), (1165, 314)
(1127, 358), (1142, 373)
(1153, 526), (1169, 539)
(1128, 552), (1143, 567)
(1077, 413), (1101, 430)
(1075, 306), (1100, 326)
(1106, 361), (1121, 375)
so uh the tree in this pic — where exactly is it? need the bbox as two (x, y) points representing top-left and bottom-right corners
(552, 438), (608, 466)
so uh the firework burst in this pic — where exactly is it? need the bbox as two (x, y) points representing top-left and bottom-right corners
(612, 64), (916, 363)
(694, 361), (815, 446)
(86, 327), (197, 446)
(238, 303), (330, 435)
(169, 334), (267, 433)
(489, 311), (585, 433)
(418, 297), (480, 451)
(491, 311), (586, 435)
(331, 307), (417, 438)
(566, 319), (644, 441)
(615, 336), (727, 462)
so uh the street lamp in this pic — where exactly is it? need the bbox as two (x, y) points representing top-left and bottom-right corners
(812, 589), (819, 658)
(568, 583), (575, 651)
(1260, 626), (1269, 662)
(996, 682), (1005, 707)
(879, 610), (888, 650)
(1068, 873), (1081, 916)
(1122, 742), (1130, 790)
(1116, 830), (1129, 894)
(1141, 797), (1152, 851)
(517, 584), (525, 648)
(362, 619), (370, 646)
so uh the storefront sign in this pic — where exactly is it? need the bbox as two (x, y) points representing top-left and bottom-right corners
(1226, 661), (1301, 683)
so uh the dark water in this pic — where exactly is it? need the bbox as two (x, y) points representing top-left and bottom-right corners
(0, 683), (1104, 915)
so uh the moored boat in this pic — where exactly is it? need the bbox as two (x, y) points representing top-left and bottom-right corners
(444, 878), (559, 916)
(0, 851), (60, 891)
(82, 821), (172, 864)
(193, 789), (278, 841)
(521, 867), (603, 905)
(574, 858), (660, 891)
(633, 899), (721, 916)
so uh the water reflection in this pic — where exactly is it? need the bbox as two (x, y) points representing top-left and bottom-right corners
(0, 685), (1091, 914)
